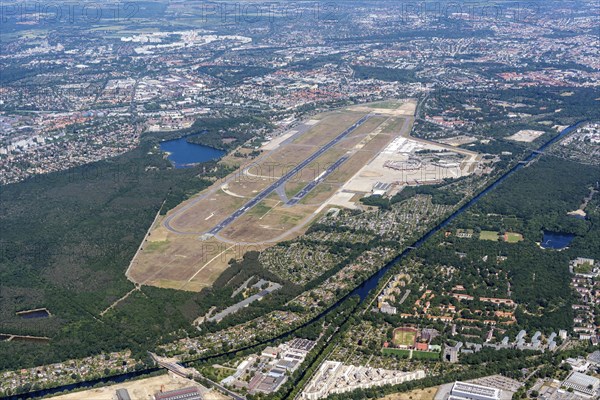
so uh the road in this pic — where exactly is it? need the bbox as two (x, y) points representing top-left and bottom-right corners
(286, 155), (350, 206)
(287, 155), (350, 206)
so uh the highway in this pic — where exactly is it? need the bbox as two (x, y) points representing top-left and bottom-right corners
(207, 114), (371, 235)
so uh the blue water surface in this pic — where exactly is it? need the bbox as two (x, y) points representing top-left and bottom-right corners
(159, 135), (225, 168)
(540, 231), (575, 249)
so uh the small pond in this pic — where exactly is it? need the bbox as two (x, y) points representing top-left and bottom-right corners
(540, 231), (575, 250)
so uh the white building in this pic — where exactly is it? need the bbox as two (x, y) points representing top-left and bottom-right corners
(301, 361), (425, 400)
(448, 381), (500, 400)
(562, 371), (600, 397)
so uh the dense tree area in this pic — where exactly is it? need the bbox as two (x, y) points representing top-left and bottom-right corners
(185, 115), (274, 150)
(0, 140), (231, 371)
(475, 156), (599, 236)
(351, 65), (417, 83)
(197, 66), (274, 84)
(360, 181), (464, 209)
(143, 113), (273, 152)
(392, 185), (464, 206)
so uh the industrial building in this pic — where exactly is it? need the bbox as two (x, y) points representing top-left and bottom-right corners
(448, 381), (500, 400)
(372, 181), (392, 196)
(154, 386), (203, 400)
(221, 338), (316, 395)
(562, 372), (600, 397)
(116, 388), (131, 400)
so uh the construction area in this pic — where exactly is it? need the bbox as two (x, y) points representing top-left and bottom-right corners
(48, 372), (227, 400)
(507, 129), (545, 142)
(127, 99), (482, 292)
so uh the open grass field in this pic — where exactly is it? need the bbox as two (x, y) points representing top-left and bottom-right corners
(127, 100), (418, 291)
(412, 350), (441, 360)
(366, 100), (405, 109)
(503, 232), (524, 243)
(574, 263), (593, 274)
(392, 328), (417, 347)
(479, 230), (500, 241)
(382, 348), (412, 357)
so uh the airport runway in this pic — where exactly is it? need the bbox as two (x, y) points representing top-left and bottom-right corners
(207, 114), (371, 235)
(286, 155), (350, 206)
(162, 120), (319, 235)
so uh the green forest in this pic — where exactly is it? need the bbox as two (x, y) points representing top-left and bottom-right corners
(0, 138), (231, 371)
(416, 155), (600, 331)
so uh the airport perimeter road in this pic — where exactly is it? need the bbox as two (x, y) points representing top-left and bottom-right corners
(207, 114), (372, 235)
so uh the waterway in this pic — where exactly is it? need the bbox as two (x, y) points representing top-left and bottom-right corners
(159, 134), (225, 168)
(2, 369), (161, 400)
(3, 121), (584, 400)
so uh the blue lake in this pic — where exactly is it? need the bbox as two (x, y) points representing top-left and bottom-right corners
(540, 231), (575, 250)
(159, 135), (225, 168)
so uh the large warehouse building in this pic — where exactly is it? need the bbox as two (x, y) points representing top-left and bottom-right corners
(448, 381), (500, 400)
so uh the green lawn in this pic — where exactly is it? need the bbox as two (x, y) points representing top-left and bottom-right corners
(382, 348), (411, 357)
(246, 201), (272, 217)
(574, 263), (593, 274)
(393, 329), (416, 347)
(479, 230), (499, 241)
(143, 240), (169, 252)
(504, 232), (524, 243)
(366, 100), (402, 109)
(412, 350), (440, 360)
